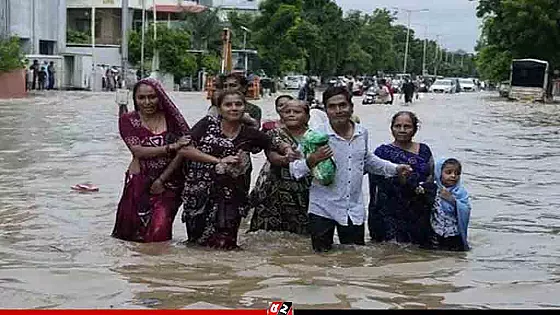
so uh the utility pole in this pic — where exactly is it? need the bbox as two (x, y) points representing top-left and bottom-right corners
(91, 0), (96, 91)
(141, 0), (145, 78)
(121, 0), (129, 88)
(241, 26), (251, 76)
(422, 25), (428, 76)
(151, 0), (159, 78)
(433, 34), (440, 77)
(392, 7), (429, 74)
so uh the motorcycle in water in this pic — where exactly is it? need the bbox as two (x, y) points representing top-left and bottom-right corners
(362, 87), (379, 105)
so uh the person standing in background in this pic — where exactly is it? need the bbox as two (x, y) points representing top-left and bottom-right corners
(47, 62), (56, 90)
(30, 60), (40, 90)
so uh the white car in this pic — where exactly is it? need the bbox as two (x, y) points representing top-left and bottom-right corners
(459, 78), (477, 92)
(284, 75), (305, 90)
(429, 79), (456, 93)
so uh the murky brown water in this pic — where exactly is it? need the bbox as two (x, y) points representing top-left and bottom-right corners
(0, 90), (559, 309)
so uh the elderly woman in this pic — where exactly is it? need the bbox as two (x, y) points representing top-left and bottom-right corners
(181, 90), (293, 250)
(368, 111), (436, 246)
(261, 94), (294, 132)
(112, 78), (191, 243)
(249, 99), (311, 235)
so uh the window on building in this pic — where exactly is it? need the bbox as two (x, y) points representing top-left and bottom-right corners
(39, 40), (55, 55)
(19, 38), (32, 54)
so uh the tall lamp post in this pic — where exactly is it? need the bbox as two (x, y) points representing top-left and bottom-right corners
(240, 26), (251, 76)
(392, 7), (429, 74)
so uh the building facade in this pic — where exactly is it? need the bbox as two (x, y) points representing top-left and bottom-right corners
(201, 0), (258, 11)
(0, 0), (66, 55)
(67, 0), (206, 46)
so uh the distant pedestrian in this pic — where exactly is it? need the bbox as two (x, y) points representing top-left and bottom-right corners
(30, 60), (40, 90)
(38, 66), (47, 90)
(47, 62), (56, 90)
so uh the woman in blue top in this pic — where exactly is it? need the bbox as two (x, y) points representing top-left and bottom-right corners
(368, 111), (436, 246)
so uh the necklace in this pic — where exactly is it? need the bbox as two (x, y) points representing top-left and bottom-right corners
(141, 113), (165, 134)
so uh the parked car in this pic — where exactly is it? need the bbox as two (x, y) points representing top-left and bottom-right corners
(429, 79), (456, 93)
(459, 78), (477, 92)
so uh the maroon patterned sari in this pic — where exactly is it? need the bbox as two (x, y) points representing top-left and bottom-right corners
(112, 78), (190, 243)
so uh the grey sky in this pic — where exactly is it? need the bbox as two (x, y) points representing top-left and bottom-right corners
(335, 0), (481, 52)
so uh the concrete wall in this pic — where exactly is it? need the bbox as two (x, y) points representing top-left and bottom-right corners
(3, 0), (66, 54)
(65, 44), (122, 67)
(0, 69), (26, 99)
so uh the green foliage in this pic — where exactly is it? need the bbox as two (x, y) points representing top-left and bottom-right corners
(252, 0), (473, 78)
(67, 29), (90, 44)
(200, 53), (221, 74)
(181, 8), (223, 53)
(0, 37), (25, 73)
(475, 0), (560, 82)
(475, 45), (511, 82)
(128, 24), (197, 80)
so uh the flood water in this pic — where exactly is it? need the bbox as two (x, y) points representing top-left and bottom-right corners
(0, 90), (559, 309)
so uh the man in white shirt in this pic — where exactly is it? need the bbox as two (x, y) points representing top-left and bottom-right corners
(290, 86), (412, 252)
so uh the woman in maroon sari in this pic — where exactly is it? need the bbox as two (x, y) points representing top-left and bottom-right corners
(112, 78), (191, 243)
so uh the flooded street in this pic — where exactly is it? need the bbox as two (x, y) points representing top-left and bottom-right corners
(0, 90), (559, 309)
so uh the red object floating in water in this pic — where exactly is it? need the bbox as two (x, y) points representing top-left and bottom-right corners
(71, 183), (99, 192)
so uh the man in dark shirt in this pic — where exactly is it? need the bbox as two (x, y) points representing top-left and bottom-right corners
(29, 60), (40, 90)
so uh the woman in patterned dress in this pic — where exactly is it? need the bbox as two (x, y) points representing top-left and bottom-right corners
(181, 90), (293, 250)
(249, 100), (312, 235)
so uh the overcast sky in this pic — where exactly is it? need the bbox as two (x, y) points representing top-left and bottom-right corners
(335, 0), (481, 52)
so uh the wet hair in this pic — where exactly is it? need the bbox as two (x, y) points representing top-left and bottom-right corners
(442, 158), (462, 174)
(216, 73), (248, 91)
(217, 89), (246, 108)
(282, 99), (310, 115)
(322, 86), (352, 106)
(391, 111), (420, 134)
(275, 94), (294, 108)
(211, 90), (223, 107)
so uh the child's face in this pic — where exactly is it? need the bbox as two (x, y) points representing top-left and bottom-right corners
(441, 164), (461, 187)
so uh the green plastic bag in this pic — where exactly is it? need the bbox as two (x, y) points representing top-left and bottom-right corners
(301, 129), (336, 186)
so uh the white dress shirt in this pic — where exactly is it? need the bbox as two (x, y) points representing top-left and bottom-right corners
(290, 122), (398, 226)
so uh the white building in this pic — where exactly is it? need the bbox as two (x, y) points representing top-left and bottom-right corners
(202, 0), (258, 12)
(0, 0), (66, 55)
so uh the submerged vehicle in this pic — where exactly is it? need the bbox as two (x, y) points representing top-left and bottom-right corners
(508, 59), (551, 102)
(362, 86), (379, 105)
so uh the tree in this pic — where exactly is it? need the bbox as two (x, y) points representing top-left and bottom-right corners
(253, 0), (306, 76)
(0, 37), (25, 73)
(475, 0), (560, 81)
(128, 25), (197, 82)
(181, 8), (223, 54)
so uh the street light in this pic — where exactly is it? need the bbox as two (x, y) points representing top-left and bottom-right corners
(391, 7), (429, 74)
(240, 26), (251, 76)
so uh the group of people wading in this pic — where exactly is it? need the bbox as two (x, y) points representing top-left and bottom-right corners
(112, 74), (472, 253)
